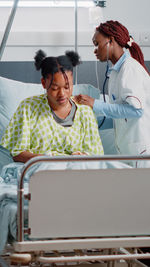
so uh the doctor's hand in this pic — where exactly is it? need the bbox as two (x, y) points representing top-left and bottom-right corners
(73, 94), (94, 108)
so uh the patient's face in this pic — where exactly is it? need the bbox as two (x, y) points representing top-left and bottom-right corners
(42, 71), (73, 110)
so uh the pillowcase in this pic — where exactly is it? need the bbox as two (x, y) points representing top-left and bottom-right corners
(73, 83), (100, 99)
(0, 76), (44, 141)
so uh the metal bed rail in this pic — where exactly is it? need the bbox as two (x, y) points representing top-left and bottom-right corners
(11, 155), (150, 265)
(17, 154), (150, 242)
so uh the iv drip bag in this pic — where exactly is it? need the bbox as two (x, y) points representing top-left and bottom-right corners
(89, 6), (104, 25)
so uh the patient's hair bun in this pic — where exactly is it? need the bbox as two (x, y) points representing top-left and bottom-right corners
(34, 49), (47, 70)
(65, 51), (81, 67)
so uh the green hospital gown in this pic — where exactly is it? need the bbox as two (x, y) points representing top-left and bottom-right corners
(1, 94), (104, 156)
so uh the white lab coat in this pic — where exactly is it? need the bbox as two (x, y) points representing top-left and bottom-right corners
(108, 56), (150, 167)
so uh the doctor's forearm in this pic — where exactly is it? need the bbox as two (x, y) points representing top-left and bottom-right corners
(93, 100), (143, 119)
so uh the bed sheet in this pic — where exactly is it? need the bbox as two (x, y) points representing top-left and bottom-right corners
(0, 157), (131, 254)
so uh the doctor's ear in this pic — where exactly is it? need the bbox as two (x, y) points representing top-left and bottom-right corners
(109, 36), (115, 44)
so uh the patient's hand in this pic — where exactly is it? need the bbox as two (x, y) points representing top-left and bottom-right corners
(73, 94), (94, 108)
(13, 151), (45, 163)
(72, 151), (88, 155)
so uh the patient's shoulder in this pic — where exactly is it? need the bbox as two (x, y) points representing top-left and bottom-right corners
(15, 94), (46, 115)
(19, 93), (46, 106)
(76, 103), (95, 117)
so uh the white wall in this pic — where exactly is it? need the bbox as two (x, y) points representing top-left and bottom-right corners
(0, 0), (150, 61)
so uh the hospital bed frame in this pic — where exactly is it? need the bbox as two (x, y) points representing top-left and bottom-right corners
(9, 155), (150, 266)
(1, 3), (150, 266)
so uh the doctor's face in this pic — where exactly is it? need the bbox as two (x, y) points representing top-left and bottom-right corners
(92, 31), (110, 62)
(41, 71), (73, 110)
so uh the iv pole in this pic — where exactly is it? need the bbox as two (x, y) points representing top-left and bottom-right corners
(74, 0), (78, 84)
(0, 0), (19, 60)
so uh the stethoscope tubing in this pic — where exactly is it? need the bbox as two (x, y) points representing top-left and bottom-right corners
(98, 61), (109, 129)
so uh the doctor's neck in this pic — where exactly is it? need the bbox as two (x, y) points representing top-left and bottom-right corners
(109, 40), (124, 65)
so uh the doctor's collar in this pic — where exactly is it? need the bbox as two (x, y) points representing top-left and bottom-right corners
(108, 50), (130, 73)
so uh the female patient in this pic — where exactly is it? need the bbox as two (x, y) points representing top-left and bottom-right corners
(0, 50), (103, 163)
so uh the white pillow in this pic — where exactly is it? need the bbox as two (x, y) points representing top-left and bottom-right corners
(0, 76), (44, 140)
(73, 83), (100, 99)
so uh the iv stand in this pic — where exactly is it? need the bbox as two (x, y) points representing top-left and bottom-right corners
(0, 0), (19, 60)
(74, 0), (78, 84)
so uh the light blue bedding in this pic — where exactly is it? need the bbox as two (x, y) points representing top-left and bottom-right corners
(0, 162), (28, 254)
(0, 157), (131, 254)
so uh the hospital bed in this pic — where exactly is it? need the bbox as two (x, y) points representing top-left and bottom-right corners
(0, 76), (150, 267)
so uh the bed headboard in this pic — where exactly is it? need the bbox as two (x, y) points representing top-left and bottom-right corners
(0, 61), (149, 85)
(0, 61), (107, 87)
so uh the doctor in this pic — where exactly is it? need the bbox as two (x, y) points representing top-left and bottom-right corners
(74, 20), (150, 167)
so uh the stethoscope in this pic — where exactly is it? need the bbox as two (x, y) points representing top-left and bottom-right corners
(99, 41), (110, 129)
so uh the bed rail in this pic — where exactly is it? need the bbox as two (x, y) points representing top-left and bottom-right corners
(14, 155), (150, 266)
(18, 155), (150, 242)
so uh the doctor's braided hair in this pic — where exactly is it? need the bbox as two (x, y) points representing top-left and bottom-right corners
(34, 49), (81, 79)
(96, 20), (149, 74)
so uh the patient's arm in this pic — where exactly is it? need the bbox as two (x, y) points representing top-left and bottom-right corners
(13, 151), (44, 163)
(13, 150), (89, 163)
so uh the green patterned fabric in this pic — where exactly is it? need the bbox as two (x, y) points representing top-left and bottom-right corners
(1, 94), (104, 156)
